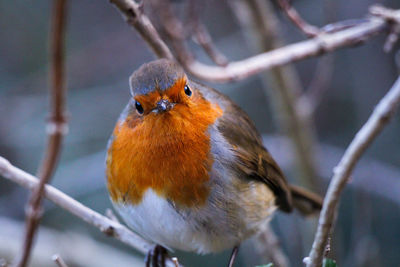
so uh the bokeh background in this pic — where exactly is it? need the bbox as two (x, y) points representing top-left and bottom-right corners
(1, 0), (400, 266)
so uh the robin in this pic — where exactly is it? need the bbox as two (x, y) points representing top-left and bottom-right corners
(106, 59), (322, 267)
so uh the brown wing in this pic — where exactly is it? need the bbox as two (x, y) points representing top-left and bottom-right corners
(192, 81), (293, 212)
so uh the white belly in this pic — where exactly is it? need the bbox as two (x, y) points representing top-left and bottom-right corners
(113, 180), (277, 254)
(113, 189), (238, 253)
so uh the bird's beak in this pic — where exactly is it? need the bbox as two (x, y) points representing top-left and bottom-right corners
(156, 99), (173, 113)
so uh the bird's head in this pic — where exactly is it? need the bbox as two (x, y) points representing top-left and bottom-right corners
(129, 59), (194, 118)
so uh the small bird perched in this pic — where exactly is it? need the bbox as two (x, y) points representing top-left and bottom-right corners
(106, 59), (322, 267)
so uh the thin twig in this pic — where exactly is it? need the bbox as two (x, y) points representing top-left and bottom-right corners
(306, 76), (400, 267)
(17, 1), (68, 266)
(148, 0), (194, 63)
(193, 23), (229, 66)
(298, 55), (334, 117)
(52, 254), (68, 267)
(299, 0), (337, 117)
(109, 0), (174, 59)
(383, 23), (400, 52)
(0, 157), (180, 267)
(183, 17), (389, 82)
(106, 208), (120, 223)
(370, 5), (400, 52)
(186, 0), (229, 66)
(275, 0), (320, 37)
(256, 225), (290, 267)
(110, 0), (399, 83)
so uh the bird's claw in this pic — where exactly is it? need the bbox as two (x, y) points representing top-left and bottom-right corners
(145, 245), (168, 267)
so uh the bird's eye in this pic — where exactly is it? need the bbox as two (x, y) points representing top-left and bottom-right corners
(135, 101), (144, 114)
(184, 85), (192, 96)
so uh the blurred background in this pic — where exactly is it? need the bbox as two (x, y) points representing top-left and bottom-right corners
(1, 0), (400, 266)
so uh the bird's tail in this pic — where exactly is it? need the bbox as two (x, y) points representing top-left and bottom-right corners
(289, 185), (323, 216)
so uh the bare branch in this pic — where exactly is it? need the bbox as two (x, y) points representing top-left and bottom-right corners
(307, 76), (400, 267)
(186, 0), (228, 66)
(298, 55), (334, 117)
(230, 0), (319, 189)
(193, 23), (229, 66)
(184, 17), (389, 82)
(110, 0), (398, 83)
(109, 0), (174, 59)
(298, 0), (336, 117)
(17, 1), (68, 266)
(148, 0), (194, 63)
(370, 5), (400, 52)
(52, 254), (68, 267)
(0, 157), (180, 267)
(256, 225), (290, 267)
(106, 208), (120, 223)
(275, 0), (320, 37)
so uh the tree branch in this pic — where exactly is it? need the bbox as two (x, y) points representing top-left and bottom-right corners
(230, 0), (319, 190)
(306, 76), (400, 267)
(110, 0), (399, 83)
(109, 0), (174, 59)
(52, 254), (68, 267)
(183, 16), (388, 82)
(17, 1), (68, 266)
(275, 0), (320, 37)
(256, 225), (290, 267)
(0, 157), (180, 267)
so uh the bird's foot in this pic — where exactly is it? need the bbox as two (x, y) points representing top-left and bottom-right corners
(228, 245), (240, 267)
(145, 245), (168, 267)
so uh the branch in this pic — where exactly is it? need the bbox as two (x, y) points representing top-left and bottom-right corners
(193, 23), (229, 66)
(370, 5), (400, 52)
(275, 0), (320, 37)
(0, 157), (180, 267)
(110, 0), (399, 83)
(256, 225), (290, 267)
(17, 1), (68, 266)
(52, 255), (68, 267)
(306, 76), (400, 267)
(183, 15), (389, 82)
(109, 0), (173, 59)
(186, 0), (229, 66)
(230, 0), (319, 189)
(0, 216), (144, 267)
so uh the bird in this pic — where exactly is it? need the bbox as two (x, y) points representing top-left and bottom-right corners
(106, 59), (322, 267)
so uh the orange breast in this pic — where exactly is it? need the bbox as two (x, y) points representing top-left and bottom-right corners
(107, 92), (222, 207)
